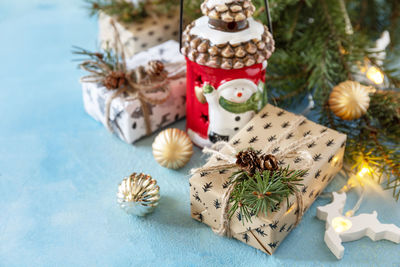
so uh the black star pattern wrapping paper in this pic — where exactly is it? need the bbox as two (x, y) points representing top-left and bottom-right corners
(190, 104), (347, 255)
(81, 41), (186, 144)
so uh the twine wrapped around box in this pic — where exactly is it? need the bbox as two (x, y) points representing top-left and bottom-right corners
(191, 116), (325, 237)
(79, 20), (185, 138)
(189, 104), (347, 255)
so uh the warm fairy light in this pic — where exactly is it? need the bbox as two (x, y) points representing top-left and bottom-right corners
(358, 61), (367, 74)
(332, 217), (352, 233)
(357, 166), (371, 178)
(345, 210), (355, 217)
(346, 154), (384, 193)
(339, 46), (348, 55)
(366, 66), (384, 85)
(340, 160), (376, 193)
(351, 165), (375, 187)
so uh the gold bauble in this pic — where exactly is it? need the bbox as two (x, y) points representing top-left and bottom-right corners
(329, 81), (374, 120)
(152, 128), (193, 169)
(117, 173), (160, 216)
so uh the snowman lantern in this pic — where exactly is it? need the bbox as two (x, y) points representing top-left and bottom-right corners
(181, 0), (275, 147)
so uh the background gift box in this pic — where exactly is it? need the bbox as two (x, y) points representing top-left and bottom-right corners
(81, 40), (186, 144)
(99, 11), (180, 58)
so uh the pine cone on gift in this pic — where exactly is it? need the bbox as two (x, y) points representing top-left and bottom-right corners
(259, 154), (279, 171)
(104, 71), (127, 90)
(236, 150), (261, 176)
(145, 60), (165, 76)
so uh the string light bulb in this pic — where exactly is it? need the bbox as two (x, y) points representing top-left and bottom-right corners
(339, 152), (383, 194)
(332, 217), (353, 233)
(366, 66), (384, 85)
(357, 166), (372, 178)
(352, 151), (382, 184)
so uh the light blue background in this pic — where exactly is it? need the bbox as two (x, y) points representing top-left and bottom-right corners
(0, 1), (399, 266)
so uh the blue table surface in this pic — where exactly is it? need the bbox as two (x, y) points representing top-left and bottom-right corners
(1, 1), (399, 266)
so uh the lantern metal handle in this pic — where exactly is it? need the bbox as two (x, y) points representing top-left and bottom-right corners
(179, 0), (273, 51)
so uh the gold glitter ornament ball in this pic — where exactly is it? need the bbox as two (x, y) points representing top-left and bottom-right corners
(329, 81), (373, 120)
(152, 128), (193, 169)
(117, 173), (160, 216)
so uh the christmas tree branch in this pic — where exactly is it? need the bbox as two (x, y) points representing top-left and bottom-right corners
(321, 0), (352, 80)
(389, 1), (399, 50)
(184, 0), (400, 200)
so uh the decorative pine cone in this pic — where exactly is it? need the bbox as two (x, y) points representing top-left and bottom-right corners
(201, 0), (256, 23)
(236, 149), (260, 175)
(103, 71), (127, 90)
(259, 154), (279, 171)
(236, 150), (279, 176)
(94, 52), (103, 60)
(145, 60), (165, 76)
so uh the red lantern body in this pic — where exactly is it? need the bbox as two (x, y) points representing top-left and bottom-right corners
(186, 60), (266, 146)
(181, 0), (275, 147)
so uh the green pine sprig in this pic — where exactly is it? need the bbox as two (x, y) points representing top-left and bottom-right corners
(228, 166), (307, 223)
(319, 89), (400, 200)
(172, 0), (400, 199)
(72, 45), (119, 73)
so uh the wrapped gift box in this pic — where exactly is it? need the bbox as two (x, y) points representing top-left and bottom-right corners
(81, 40), (186, 144)
(99, 11), (180, 58)
(189, 104), (347, 255)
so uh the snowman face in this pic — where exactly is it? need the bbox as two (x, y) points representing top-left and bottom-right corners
(218, 79), (258, 103)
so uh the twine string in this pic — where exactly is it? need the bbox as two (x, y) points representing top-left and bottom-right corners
(213, 183), (235, 237)
(79, 18), (186, 138)
(191, 115), (325, 236)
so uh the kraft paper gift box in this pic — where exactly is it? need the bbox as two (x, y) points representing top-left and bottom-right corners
(81, 40), (186, 144)
(99, 11), (180, 58)
(190, 104), (347, 255)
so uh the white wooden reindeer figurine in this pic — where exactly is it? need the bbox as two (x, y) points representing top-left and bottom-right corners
(317, 192), (400, 259)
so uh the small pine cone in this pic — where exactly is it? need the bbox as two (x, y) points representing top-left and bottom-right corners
(259, 154), (279, 171)
(103, 71), (127, 90)
(94, 52), (104, 60)
(145, 60), (165, 76)
(236, 150), (260, 176)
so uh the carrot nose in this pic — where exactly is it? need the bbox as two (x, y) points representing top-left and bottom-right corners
(237, 92), (243, 97)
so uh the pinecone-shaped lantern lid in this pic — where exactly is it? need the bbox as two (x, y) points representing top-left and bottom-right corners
(201, 0), (255, 25)
(181, 0), (274, 70)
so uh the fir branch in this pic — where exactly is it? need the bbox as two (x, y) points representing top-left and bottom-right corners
(72, 46), (118, 73)
(228, 167), (306, 223)
(320, 0), (352, 80)
(389, 1), (400, 50)
(367, 90), (400, 199)
(271, 83), (307, 102)
(320, 89), (400, 200)
(184, 0), (400, 200)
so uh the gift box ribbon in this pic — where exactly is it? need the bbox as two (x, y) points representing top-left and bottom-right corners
(80, 19), (186, 138)
(191, 116), (327, 237)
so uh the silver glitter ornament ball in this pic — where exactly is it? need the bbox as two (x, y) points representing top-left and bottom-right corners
(117, 173), (160, 216)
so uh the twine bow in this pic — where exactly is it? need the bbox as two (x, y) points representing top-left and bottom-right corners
(79, 19), (186, 140)
(191, 116), (327, 237)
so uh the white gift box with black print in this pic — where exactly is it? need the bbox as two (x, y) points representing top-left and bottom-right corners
(189, 104), (347, 255)
(99, 11), (180, 58)
(81, 40), (186, 144)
